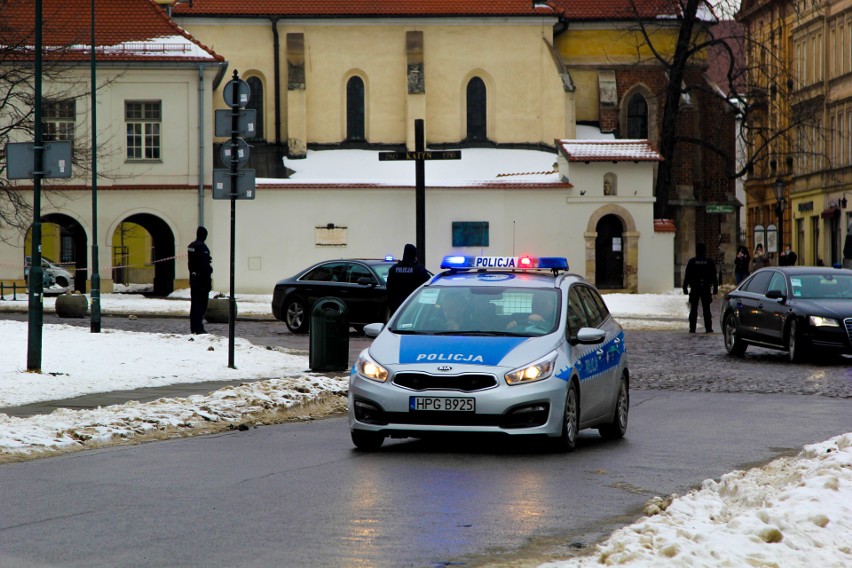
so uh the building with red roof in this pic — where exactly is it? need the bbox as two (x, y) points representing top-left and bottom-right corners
(0, 0), (224, 295)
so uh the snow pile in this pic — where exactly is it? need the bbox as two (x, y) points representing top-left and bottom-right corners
(542, 433), (852, 567)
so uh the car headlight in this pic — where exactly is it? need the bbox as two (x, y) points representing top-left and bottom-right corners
(505, 353), (557, 385)
(808, 315), (840, 328)
(356, 352), (389, 383)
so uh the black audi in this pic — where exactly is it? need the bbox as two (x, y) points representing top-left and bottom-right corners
(720, 266), (852, 362)
(271, 258), (397, 333)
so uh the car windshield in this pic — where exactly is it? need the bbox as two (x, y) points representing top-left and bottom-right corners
(391, 286), (560, 336)
(789, 273), (852, 299)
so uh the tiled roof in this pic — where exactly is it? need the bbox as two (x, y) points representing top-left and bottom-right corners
(654, 219), (677, 233)
(549, 0), (686, 20)
(556, 139), (664, 162)
(172, 0), (563, 17)
(0, 0), (222, 63)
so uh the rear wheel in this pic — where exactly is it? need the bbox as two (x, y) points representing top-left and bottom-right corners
(599, 375), (629, 440)
(787, 319), (806, 363)
(284, 297), (309, 333)
(723, 312), (747, 356)
(351, 429), (384, 451)
(554, 383), (579, 452)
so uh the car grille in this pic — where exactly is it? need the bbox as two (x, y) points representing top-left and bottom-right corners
(845, 318), (852, 343)
(393, 372), (498, 392)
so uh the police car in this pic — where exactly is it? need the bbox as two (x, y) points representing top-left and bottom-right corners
(348, 255), (629, 451)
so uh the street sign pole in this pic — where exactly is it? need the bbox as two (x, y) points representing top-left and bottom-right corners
(228, 71), (240, 369)
(27, 0), (45, 371)
(378, 121), (461, 269)
(414, 119), (426, 266)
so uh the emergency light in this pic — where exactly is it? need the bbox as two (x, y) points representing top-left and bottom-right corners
(440, 255), (568, 271)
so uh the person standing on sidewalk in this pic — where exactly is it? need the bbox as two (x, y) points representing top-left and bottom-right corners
(734, 245), (750, 285)
(683, 243), (718, 333)
(779, 244), (798, 266)
(751, 243), (770, 270)
(187, 226), (213, 334)
(386, 243), (430, 315)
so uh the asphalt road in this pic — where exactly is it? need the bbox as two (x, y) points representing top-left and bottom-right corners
(0, 391), (849, 568)
(1, 312), (850, 567)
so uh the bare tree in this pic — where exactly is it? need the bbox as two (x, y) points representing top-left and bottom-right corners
(622, 0), (822, 217)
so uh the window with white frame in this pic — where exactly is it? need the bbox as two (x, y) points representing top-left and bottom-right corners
(125, 101), (161, 160)
(42, 99), (76, 147)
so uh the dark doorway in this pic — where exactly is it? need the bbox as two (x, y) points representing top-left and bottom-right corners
(466, 77), (487, 142)
(346, 76), (365, 141)
(595, 215), (625, 289)
(121, 213), (175, 297)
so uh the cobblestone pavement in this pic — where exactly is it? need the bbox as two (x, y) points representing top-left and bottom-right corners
(3, 311), (851, 399)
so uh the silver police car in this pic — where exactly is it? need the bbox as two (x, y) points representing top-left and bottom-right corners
(348, 255), (629, 451)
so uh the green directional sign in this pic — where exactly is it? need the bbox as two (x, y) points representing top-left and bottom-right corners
(706, 204), (736, 214)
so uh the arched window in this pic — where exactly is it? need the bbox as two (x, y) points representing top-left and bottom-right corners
(466, 77), (487, 142)
(627, 93), (648, 139)
(346, 76), (365, 141)
(246, 76), (264, 141)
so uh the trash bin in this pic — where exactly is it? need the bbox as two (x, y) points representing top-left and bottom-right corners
(309, 297), (350, 372)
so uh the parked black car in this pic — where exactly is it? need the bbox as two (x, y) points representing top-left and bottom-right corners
(271, 258), (397, 333)
(720, 266), (852, 362)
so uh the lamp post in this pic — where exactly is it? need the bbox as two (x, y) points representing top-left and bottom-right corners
(773, 177), (785, 257)
(90, 0), (101, 333)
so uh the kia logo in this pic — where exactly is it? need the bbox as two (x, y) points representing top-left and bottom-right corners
(436, 365), (453, 372)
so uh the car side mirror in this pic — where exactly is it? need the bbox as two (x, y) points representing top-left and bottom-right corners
(357, 277), (376, 287)
(766, 289), (786, 301)
(571, 327), (606, 345)
(364, 322), (384, 337)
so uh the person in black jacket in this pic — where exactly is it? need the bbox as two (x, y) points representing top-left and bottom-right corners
(187, 226), (213, 334)
(386, 243), (430, 315)
(733, 245), (750, 285)
(683, 243), (718, 334)
(779, 244), (798, 266)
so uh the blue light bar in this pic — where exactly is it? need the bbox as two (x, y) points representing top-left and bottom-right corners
(384, 255), (395, 261)
(440, 255), (474, 268)
(440, 255), (569, 271)
(538, 257), (569, 270)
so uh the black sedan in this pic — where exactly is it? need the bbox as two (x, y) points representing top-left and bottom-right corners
(272, 258), (397, 333)
(720, 266), (852, 362)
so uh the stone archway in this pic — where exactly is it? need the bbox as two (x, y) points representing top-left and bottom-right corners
(116, 213), (176, 297)
(585, 205), (639, 293)
(27, 213), (88, 292)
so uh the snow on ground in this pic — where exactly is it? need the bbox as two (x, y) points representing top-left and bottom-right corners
(1, 290), (850, 567)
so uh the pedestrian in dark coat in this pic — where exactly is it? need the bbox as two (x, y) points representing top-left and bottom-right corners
(734, 245), (750, 285)
(386, 243), (430, 315)
(683, 243), (718, 333)
(187, 226), (213, 334)
(779, 244), (798, 266)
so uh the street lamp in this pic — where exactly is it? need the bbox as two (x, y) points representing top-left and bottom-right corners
(773, 177), (785, 256)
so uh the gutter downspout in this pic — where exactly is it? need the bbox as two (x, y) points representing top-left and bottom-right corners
(271, 17), (282, 146)
(197, 63), (205, 227)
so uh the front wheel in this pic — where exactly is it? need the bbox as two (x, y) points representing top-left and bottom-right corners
(351, 429), (384, 451)
(554, 383), (579, 452)
(599, 375), (629, 440)
(284, 297), (309, 333)
(787, 319), (806, 363)
(723, 312), (747, 357)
